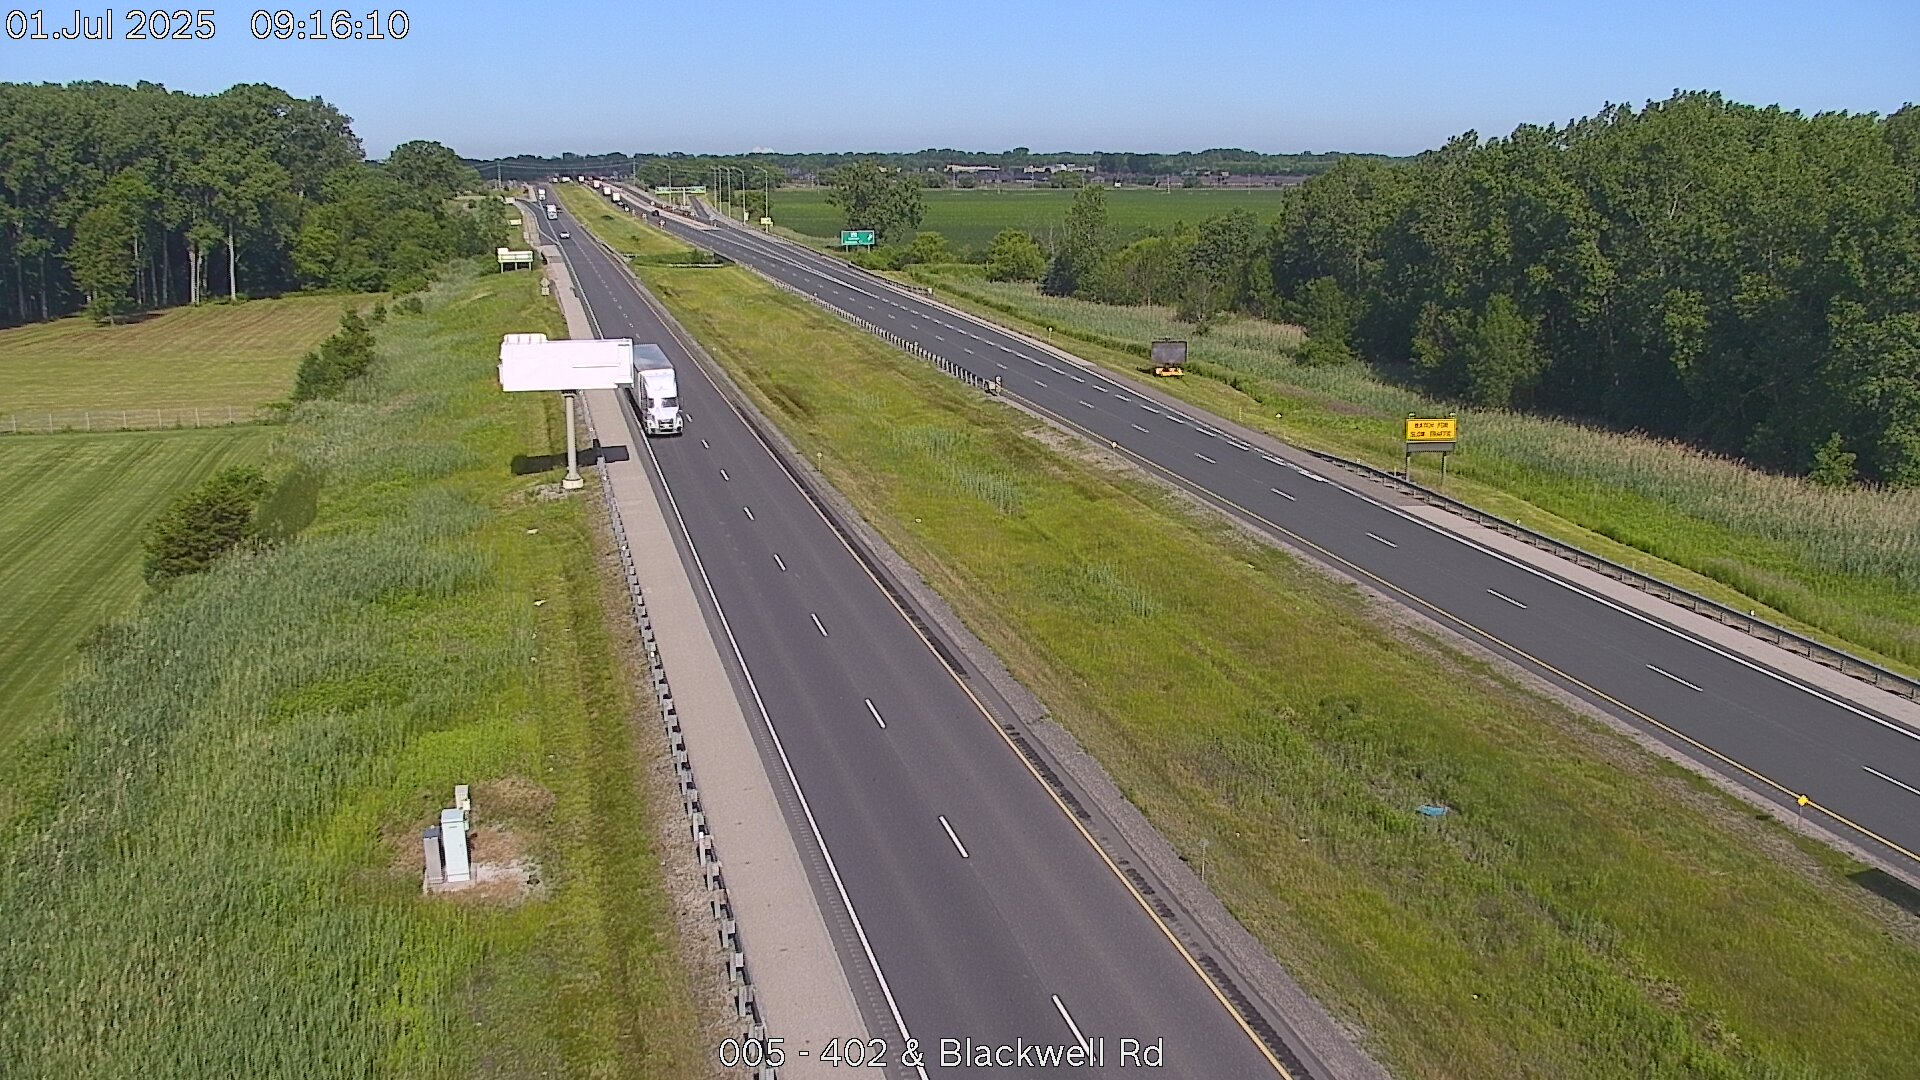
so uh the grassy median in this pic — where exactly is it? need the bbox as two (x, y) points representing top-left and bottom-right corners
(613, 245), (1920, 1079)
(0, 263), (714, 1078)
(554, 185), (706, 263)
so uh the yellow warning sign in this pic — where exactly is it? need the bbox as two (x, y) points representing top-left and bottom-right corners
(1404, 417), (1458, 443)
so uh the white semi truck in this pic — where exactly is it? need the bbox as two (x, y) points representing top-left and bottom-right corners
(545, 204), (558, 220)
(630, 345), (683, 435)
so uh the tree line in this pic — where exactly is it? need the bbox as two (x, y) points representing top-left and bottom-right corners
(467, 147), (1385, 184)
(997, 92), (1919, 487)
(0, 80), (503, 326)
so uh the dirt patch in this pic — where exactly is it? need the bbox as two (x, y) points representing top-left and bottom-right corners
(475, 775), (556, 823)
(382, 780), (550, 906)
(520, 482), (570, 502)
(426, 822), (546, 905)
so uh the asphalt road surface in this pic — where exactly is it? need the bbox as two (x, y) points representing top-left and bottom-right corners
(531, 202), (1318, 1078)
(628, 194), (1920, 875)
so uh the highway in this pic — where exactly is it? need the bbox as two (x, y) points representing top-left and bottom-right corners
(626, 192), (1920, 875)
(531, 200), (1323, 1078)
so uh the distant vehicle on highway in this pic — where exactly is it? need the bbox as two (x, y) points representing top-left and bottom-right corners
(558, 230), (570, 239)
(630, 346), (682, 435)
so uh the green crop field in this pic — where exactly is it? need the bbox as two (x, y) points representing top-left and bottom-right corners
(618, 248), (1920, 1080)
(906, 272), (1920, 674)
(0, 427), (277, 751)
(0, 293), (375, 413)
(0, 262), (714, 1078)
(771, 186), (1294, 250)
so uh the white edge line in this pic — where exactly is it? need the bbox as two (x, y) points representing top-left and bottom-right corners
(1332, 470), (1920, 745)
(649, 190), (1920, 865)
(579, 236), (933, 1078)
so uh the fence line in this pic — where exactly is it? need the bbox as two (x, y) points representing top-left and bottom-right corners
(0, 405), (273, 435)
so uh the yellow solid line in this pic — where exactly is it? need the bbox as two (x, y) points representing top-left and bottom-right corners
(1067, 420), (1920, 869)
(623, 266), (1299, 1076)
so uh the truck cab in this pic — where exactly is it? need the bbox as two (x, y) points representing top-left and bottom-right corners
(630, 345), (683, 436)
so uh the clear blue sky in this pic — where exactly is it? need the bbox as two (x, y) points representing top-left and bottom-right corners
(3, 0), (1914, 158)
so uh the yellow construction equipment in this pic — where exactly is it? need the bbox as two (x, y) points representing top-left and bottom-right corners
(1151, 338), (1186, 377)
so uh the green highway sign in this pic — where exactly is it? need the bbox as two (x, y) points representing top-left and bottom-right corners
(840, 230), (876, 246)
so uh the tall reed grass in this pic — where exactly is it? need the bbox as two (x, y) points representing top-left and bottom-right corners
(1, 263), (705, 1077)
(929, 274), (1920, 666)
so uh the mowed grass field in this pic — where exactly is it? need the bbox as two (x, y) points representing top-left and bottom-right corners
(620, 249), (1920, 1078)
(0, 293), (374, 412)
(0, 428), (278, 752)
(771, 186), (1294, 250)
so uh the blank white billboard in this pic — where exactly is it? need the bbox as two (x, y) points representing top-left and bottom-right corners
(498, 334), (634, 391)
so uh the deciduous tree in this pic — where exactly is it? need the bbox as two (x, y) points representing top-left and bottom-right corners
(985, 229), (1046, 282)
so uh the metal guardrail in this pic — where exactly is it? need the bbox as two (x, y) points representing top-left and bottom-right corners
(577, 373), (776, 1076)
(754, 271), (998, 394)
(1299, 448), (1920, 704)
(685, 187), (1920, 709)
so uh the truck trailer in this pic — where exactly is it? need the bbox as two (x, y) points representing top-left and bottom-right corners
(629, 345), (683, 436)
(545, 204), (558, 220)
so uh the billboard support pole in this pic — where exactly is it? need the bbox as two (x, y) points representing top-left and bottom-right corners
(562, 390), (584, 490)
